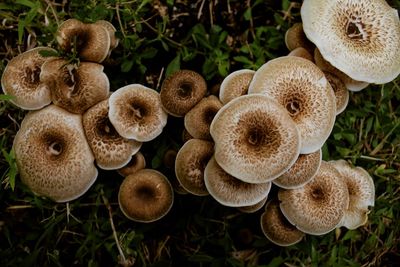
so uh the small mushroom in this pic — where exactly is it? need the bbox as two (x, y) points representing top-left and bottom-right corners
(284, 23), (315, 53)
(94, 20), (119, 52)
(287, 47), (314, 62)
(323, 72), (349, 115)
(117, 151), (146, 177)
(218, 69), (255, 105)
(237, 197), (268, 214)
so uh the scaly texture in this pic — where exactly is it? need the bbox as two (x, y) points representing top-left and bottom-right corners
(219, 69), (255, 105)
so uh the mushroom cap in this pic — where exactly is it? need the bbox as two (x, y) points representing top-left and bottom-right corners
(330, 160), (375, 229)
(301, 0), (400, 84)
(323, 72), (349, 115)
(83, 99), (142, 170)
(219, 69), (255, 105)
(175, 139), (214, 196)
(260, 199), (305, 246)
(237, 197), (268, 214)
(118, 169), (174, 223)
(94, 20), (119, 50)
(56, 18), (110, 63)
(160, 70), (207, 117)
(248, 56), (336, 154)
(117, 151), (146, 177)
(163, 149), (177, 169)
(40, 58), (109, 114)
(108, 84), (168, 142)
(278, 161), (349, 235)
(284, 23), (315, 53)
(1, 47), (55, 110)
(287, 47), (314, 62)
(273, 149), (322, 189)
(210, 94), (300, 183)
(13, 105), (98, 202)
(184, 95), (223, 140)
(204, 156), (272, 207)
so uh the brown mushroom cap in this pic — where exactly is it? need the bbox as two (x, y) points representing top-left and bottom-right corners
(184, 95), (223, 140)
(160, 70), (207, 117)
(204, 156), (271, 207)
(94, 20), (119, 51)
(273, 149), (322, 189)
(117, 151), (146, 177)
(13, 105), (98, 202)
(56, 18), (110, 63)
(248, 56), (336, 154)
(83, 99), (142, 170)
(237, 197), (268, 214)
(118, 169), (174, 223)
(1, 47), (56, 110)
(323, 72), (349, 115)
(278, 161), (349, 235)
(210, 94), (300, 184)
(108, 84), (168, 142)
(284, 23), (315, 53)
(40, 58), (109, 114)
(219, 69), (255, 105)
(287, 47), (314, 62)
(260, 199), (305, 246)
(175, 139), (214, 196)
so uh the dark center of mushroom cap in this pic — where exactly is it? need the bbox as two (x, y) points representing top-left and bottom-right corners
(135, 184), (157, 201)
(203, 107), (219, 125)
(346, 20), (365, 40)
(96, 117), (120, 138)
(309, 185), (326, 202)
(41, 133), (66, 158)
(24, 65), (41, 86)
(63, 28), (91, 53)
(285, 99), (302, 116)
(127, 99), (150, 122)
(177, 82), (193, 99)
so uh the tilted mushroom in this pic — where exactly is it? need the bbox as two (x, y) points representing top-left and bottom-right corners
(94, 20), (119, 53)
(219, 69), (255, 105)
(117, 151), (146, 177)
(237, 197), (268, 214)
(284, 23), (314, 53)
(287, 47), (314, 62)
(323, 72), (349, 115)
(13, 105), (98, 202)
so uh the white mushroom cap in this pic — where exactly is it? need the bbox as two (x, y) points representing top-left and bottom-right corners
(210, 94), (300, 183)
(273, 149), (322, 189)
(219, 69), (255, 105)
(13, 105), (98, 202)
(260, 199), (305, 246)
(237, 197), (268, 214)
(323, 72), (349, 115)
(248, 56), (336, 154)
(1, 47), (56, 110)
(108, 84), (168, 142)
(204, 156), (271, 207)
(83, 99), (142, 170)
(118, 169), (174, 223)
(301, 0), (400, 84)
(278, 161), (349, 235)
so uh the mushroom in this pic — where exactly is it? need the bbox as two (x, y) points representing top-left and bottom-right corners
(323, 72), (349, 115)
(248, 56), (336, 154)
(237, 197), (268, 214)
(184, 95), (223, 140)
(108, 84), (168, 142)
(56, 18), (110, 63)
(278, 161), (349, 235)
(273, 149), (322, 189)
(40, 58), (109, 114)
(160, 70), (207, 117)
(163, 149), (177, 169)
(83, 99), (142, 170)
(94, 20), (119, 52)
(301, 0), (400, 84)
(218, 69), (255, 105)
(175, 139), (214, 196)
(13, 105), (98, 202)
(287, 47), (314, 62)
(210, 94), (300, 183)
(117, 151), (146, 177)
(284, 23), (314, 53)
(204, 156), (271, 207)
(260, 199), (305, 246)
(118, 169), (174, 223)
(1, 47), (56, 110)
(330, 160), (375, 229)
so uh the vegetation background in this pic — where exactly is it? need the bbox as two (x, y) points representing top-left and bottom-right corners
(0, 0), (399, 266)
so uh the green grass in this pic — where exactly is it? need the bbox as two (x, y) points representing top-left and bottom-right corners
(1, 0), (399, 266)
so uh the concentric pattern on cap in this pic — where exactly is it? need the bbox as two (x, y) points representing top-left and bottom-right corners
(108, 84), (168, 142)
(302, 0), (400, 84)
(13, 105), (98, 202)
(204, 157), (271, 207)
(219, 69), (255, 105)
(118, 169), (174, 223)
(324, 72), (349, 114)
(278, 161), (349, 235)
(1, 47), (55, 110)
(83, 99), (142, 170)
(210, 94), (300, 183)
(248, 56), (336, 154)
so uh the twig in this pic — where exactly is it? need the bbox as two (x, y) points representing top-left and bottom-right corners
(197, 0), (206, 20)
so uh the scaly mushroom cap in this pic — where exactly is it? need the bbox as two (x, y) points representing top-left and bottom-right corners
(248, 56), (336, 154)
(278, 161), (349, 235)
(184, 95), (223, 140)
(237, 197), (268, 214)
(287, 47), (314, 62)
(1, 47), (55, 110)
(302, 0), (400, 84)
(274, 149), (322, 189)
(83, 99), (142, 170)
(40, 58), (109, 114)
(118, 169), (174, 223)
(175, 139), (214, 196)
(324, 72), (349, 115)
(13, 105), (98, 202)
(108, 84), (168, 142)
(117, 151), (146, 177)
(56, 19), (110, 63)
(204, 157), (272, 207)
(94, 20), (119, 51)
(330, 160), (375, 229)
(260, 199), (305, 247)
(160, 70), (207, 117)
(219, 69), (255, 105)
(210, 94), (300, 183)
(284, 23), (315, 53)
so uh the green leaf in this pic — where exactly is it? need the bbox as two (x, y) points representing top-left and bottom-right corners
(39, 50), (59, 57)
(121, 59), (134, 73)
(0, 94), (15, 101)
(16, 0), (36, 8)
(165, 54), (181, 77)
(2, 149), (17, 191)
